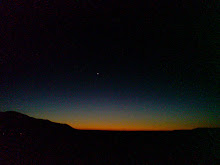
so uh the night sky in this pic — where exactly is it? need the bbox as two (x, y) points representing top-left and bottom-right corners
(1, 0), (219, 130)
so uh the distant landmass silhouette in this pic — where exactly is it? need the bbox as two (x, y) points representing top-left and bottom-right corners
(0, 111), (75, 134)
(0, 111), (219, 165)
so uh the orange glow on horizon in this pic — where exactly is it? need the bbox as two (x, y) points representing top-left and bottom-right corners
(76, 128), (174, 131)
(66, 122), (195, 131)
(31, 110), (216, 132)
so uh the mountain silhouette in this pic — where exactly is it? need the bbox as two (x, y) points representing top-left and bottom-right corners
(0, 111), (219, 165)
(0, 111), (81, 165)
(0, 111), (75, 134)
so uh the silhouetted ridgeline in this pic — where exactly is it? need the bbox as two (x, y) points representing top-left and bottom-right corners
(0, 111), (75, 136)
(0, 111), (219, 165)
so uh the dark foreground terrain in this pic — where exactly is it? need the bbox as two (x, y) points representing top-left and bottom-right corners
(0, 111), (219, 165)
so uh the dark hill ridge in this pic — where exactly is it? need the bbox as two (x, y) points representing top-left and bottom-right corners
(0, 111), (219, 165)
(0, 111), (81, 164)
(0, 111), (75, 133)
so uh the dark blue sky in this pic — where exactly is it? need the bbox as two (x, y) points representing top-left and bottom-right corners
(0, 0), (219, 130)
